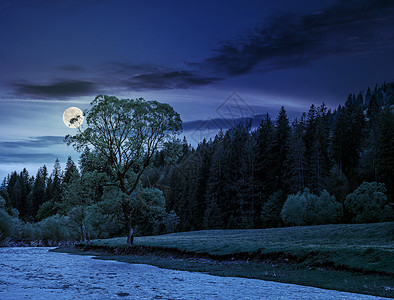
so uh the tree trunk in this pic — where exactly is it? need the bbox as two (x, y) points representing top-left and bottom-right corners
(126, 221), (134, 245)
(80, 223), (85, 242)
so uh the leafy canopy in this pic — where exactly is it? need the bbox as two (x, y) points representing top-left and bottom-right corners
(65, 95), (182, 195)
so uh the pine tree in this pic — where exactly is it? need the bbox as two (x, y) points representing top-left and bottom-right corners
(254, 113), (275, 202)
(204, 132), (226, 228)
(286, 116), (306, 193)
(331, 105), (348, 175)
(377, 105), (394, 201)
(365, 87), (372, 105)
(31, 166), (47, 219)
(51, 159), (63, 204)
(63, 156), (79, 185)
(360, 95), (380, 181)
(272, 106), (291, 192)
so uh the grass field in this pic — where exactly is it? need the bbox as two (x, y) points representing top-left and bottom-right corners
(90, 222), (394, 274)
(65, 222), (394, 297)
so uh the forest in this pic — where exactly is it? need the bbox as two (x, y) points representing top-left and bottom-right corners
(0, 83), (393, 242)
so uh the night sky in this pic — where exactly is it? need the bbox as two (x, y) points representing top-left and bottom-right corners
(1, 0), (394, 180)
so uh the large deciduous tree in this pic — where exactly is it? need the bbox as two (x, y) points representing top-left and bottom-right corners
(65, 95), (182, 244)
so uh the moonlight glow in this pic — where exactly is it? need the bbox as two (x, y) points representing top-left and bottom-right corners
(63, 107), (84, 128)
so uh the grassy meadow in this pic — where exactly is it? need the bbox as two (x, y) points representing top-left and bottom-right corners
(64, 222), (394, 297)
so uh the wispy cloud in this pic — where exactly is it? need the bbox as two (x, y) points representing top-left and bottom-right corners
(8, 0), (394, 99)
(125, 70), (220, 90)
(12, 80), (97, 99)
(56, 65), (86, 72)
(201, 0), (394, 76)
(0, 153), (59, 163)
(97, 62), (221, 90)
(0, 136), (64, 149)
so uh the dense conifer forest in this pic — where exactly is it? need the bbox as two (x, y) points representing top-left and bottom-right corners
(1, 83), (393, 241)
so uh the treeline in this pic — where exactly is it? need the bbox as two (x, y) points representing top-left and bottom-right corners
(0, 83), (393, 240)
(0, 152), (180, 241)
(148, 83), (394, 231)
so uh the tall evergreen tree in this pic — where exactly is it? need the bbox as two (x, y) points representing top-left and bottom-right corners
(31, 166), (47, 219)
(286, 116), (306, 193)
(51, 159), (63, 204)
(377, 105), (394, 201)
(63, 156), (79, 185)
(272, 106), (291, 192)
(254, 113), (275, 206)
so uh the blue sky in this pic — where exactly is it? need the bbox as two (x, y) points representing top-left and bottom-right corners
(1, 0), (394, 180)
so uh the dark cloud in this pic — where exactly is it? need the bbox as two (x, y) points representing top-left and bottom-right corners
(13, 80), (97, 98)
(126, 70), (220, 90)
(100, 62), (220, 91)
(102, 1), (394, 91)
(13, 0), (394, 99)
(0, 136), (64, 149)
(102, 62), (163, 75)
(202, 0), (394, 76)
(57, 65), (85, 72)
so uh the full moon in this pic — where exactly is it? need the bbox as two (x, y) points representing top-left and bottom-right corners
(63, 107), (84, 128)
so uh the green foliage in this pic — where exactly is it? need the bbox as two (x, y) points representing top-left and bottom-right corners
(0, 195), (5, 208)
(312, 190), (343, 224)
(0, 207), (21, 239)
(130, 187), (167, 235)
(36, 201), (55, 221)
(21, 222), (42, 240)
(84, 203), (124, 239)
(2, 84), (394, 238)
(65, 95), (182, 243)
(377, 105), (394, 200)
(161, 210), (180, 233)
(281, 188), (343, 226)
(260, 190), (285, 228)
(281, 191), (308, 226)
(35, 215), (77, 241)
(344, 182), (393, 223)
(325, 164), (350, 203)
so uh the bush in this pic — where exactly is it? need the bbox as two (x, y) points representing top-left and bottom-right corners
(281, 189), (343, 226)
(84, 203), (124, 239)
(344, 182), (393, 223)
(280, 192), (308, 226)
(312, 190), (343, 224)
(0, 208), (21, 239)
(36, 215), (77, 241)
(22, 222), (42, 240)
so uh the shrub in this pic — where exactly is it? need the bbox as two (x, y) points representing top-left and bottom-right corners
(36, 215), (77, 241)
(84, 203), (124, 239)
(344, 182), (393, 223)
(281, 188), (343, 226)
(280, 191), (308, 226)
(22, 222), (42, 240)
(310, 190), (343, 224)
(0, 208), (21, 239)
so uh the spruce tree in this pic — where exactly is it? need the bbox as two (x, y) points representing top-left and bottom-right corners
(272, 106), (291, 192)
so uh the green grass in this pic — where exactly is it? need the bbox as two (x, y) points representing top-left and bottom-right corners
(63, 222), (394, 298)
(90, 222), (394, 274)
